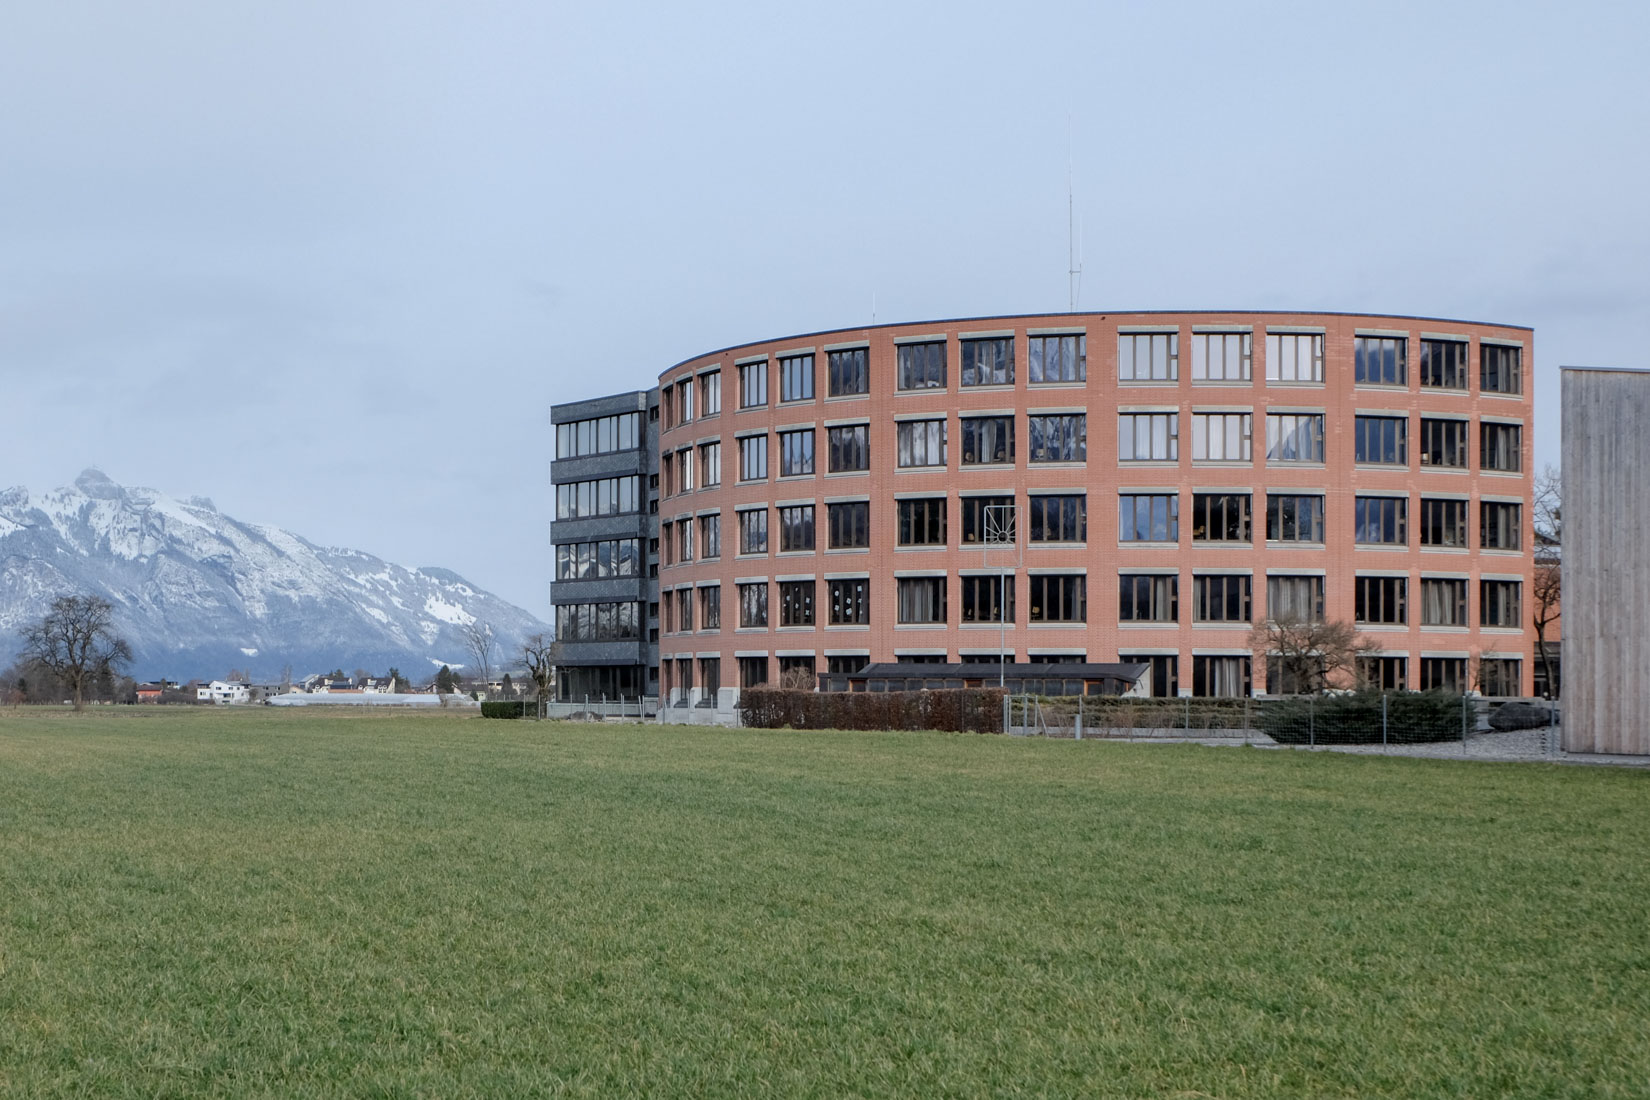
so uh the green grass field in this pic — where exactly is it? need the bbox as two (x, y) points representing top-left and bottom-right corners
(2, 708), (1647, 1097)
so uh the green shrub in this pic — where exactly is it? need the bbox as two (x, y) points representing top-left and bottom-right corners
(738, 688), (1005, 733)
(481, 700), (527, 720)
(1260, 691), (1467, 745)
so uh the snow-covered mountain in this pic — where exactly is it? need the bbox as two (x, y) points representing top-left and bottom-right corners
(0, 469), (548, 681)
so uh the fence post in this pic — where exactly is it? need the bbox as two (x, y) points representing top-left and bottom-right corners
(1462, 693), (1469, 754)
(1001, 694), (1009, 735)
(1382, 692), (1388, 748)
(1309, 695), (1315, 747)
(1184, 696), (1190, 732)
(1243, 695), (1250, 738)
(1076, 693), (1083, 740)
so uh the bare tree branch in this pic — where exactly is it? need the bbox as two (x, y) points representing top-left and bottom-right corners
(1248, 615), (1381, 694)
(17, 594), (132, 711)
(461, 620), (495, 685)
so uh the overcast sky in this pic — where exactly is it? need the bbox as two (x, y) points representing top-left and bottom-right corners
(2, 0), (1645, 618)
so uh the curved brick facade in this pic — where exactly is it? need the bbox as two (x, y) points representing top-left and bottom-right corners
(653, 311), (1533, 706)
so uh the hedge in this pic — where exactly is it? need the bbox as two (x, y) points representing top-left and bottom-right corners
(481, 700), (528, 719)
(1260, 691), (1468, 745)
(738, 688), (1005, 733)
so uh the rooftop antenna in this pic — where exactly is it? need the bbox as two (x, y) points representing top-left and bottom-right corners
(1067, 118), (1083, 312)
(872, 290), (877, 326)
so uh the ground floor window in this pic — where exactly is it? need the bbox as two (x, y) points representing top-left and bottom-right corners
(1478, 658), (1522, 697)
(559, 664), (644, 701)
(1192, 655), (1251, 698)
(1119, 653), (1177, 697)
(739, 656), (768, 689)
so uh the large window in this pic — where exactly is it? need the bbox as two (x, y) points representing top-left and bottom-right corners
(897, 498), (947, 546)
(738, 508), (768, 555)
(1354, 336), (1407, 386)
(699, 442), (721, 487)
(960, 416), (1014, 465)
(1420, 339), (1469, 389)
(738, 582), (768, 628)
(961, 495), (1015, 544)
(1354, 416), (1408, 465)
(1191, 493), (1252, 542)
(739, 361), (768, 408)
(1119, 574), (1176, 622)
(1479, 658), (1522, 696)
(1419, 498), (1467, 547)
(1355, 496), (1408, 544)
(556, 412), (641, 459)
(675, 588), (694, 632)
(1482, 422), (1522, 472)
(1027, 414), (1086, 463)
(1355, 576), (1407, 624)
(1192, 574), (1252, 622)
(1120, 653), (1179, 697)
(896, 419), (947, 468)
(778, 429), (814, 476)
(739, 656), (768, 689)
(779, 580), (815, 626)
(778, 505), (814, 552)
(674, 379), (693, 425)
(1028, 334), (1085, 383)
(1191, 412), (1252, 461)
(828, 578), (869, 624)
(554, 602), (640, 642)
(1118, 332), (1177, 382)
(1267, 575), (1324, 621)
(1191, 332), (1252, 382)
(897, 341), (946, 390)
(1265, 413), (1324, 463)
(1482, 580), (1522, 627)
(1420, 657), (1466, 692)
(1193, 656), (1251, 698)
(1119, 494), (1179, 542)
(674, 518), (693, 563)
(1028, 574), (1086, 622)
(827, 501), (869, 548)
(1266, 333), (1323, 382)
(779, 354), (814, 402)
(699, 371), (720, 416)
(1359, 655), (1407, 691)
(675, 448), (694, 493)
(961, 575), (1014, 622)
(1028, 495), (1086, 542)
(1481, 344), (1522, 395)
(1419, 418), (1469, 468)
(699, 514), (721, 559)
(700, 585), (720, 630)
(960, 337), (1013, 386)
(1118, 413), (1179, 461)
(827, 347), (868, 396)
(896, 577), (947, 624)
(555, 538), (641, 581)
(555, 476), (640, 519)
(739, 435), (768, 481)
(1481, 501), (1522, 550)
(827, 424), (869, 472)
(1420, 578), (1468, 626)
(1265, 494), (1323, 543)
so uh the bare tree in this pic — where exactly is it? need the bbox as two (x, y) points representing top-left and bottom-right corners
(1532, 464), (1562, 696)
(522, 633), (561, 717)
(779, 665), (816, 691)
(18, 594), (133, 711)
(1249, 615), (1381, 694)
(462, 621), (495, 685)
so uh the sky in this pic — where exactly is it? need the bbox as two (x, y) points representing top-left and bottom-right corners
(2, 0), (1645, 619)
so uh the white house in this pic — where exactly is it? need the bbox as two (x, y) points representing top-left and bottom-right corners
(197, 680), (251, 705)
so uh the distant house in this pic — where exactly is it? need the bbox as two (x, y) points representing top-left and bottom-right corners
(197, 680), (252, 705)
(135, 682), (169, 703)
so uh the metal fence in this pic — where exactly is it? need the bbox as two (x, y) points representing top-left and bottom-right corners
(539, 696), (658, 721)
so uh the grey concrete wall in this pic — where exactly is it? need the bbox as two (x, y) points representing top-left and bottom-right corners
(1562, 367), (1650, 753)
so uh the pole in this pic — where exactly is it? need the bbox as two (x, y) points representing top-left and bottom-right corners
(1000, 566), (1007, 689)
(1382, 692), (1388, 747)
(1309, 696), (1315, 747)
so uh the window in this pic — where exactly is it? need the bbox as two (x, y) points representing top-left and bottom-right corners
(738, 508), (768, 554)
(1118, 333), (1177, 381)
(1191, 412), (1252, 461)
(1479, 658), (1522, 696)
(827, 425), (869, 472)
(896, 419), (947, 467)
(1191, 332), (1252, 381)
(1355, 496), (1407, 545)
(779, 581), (815, 626)
(554, 476), (640, 519)
(1419, 339), (1469, 389)
(778, 505), (815, 552)
(1028, 574), (1086, 622)
(739, 656), (768, 689)
(1121, 653), (1178, 697)
(779, 655), (815, 682)
(1028, 495), (1085, 542)
(826, 655), (867, 675)
(1118, 413), (1179, 461)
(961, 575), (1014, 622)
(827, 502), (869, 549)
(897, 498), (947, 546)
(699, 442), (721, 487)
(675, 588), (694, 632)
(738, 582), (768, 627)
(1358, 655), (1407, 691)
(1119, 575), (1176, 622)
(739, 435), (768, 481)
(1265, 494), (1323, 543)
(896, 577), (947, 623)
(1265, 413), (1324, 463)
(1193, 656), (1251, 698)
(779, 355), (813, 403)
(1355, 576), (1407, 624)
(960, 416), (1014, 465)
(1266, 333), (1323, 382)
(896, 341), (945, 390)
(960, 496), (1015, 544)
(1419, 418), (1469, 468)
(828, 347), (869, 396)
(1027, 414), (1086, 463)
(1355, 336), (1407, 386)
(699, 585), (720, 629)
(676, 448), (694, 493)
(676, 518), (693, 563)
(699, 514), (721, 559)
(554, 538), (641, 581)
(828, 578), (869, 624)
(1267, 575), (1324, 621)
(1419, 498), (1467, 547)
(1482, 580), (1521, 627)
(699, 658), (720, 701)
(739, 361), (768, 408)
(554, 602), (641, 642)
(778, 429), (815, 476)
(1119, 494), (1179, 542)
(675, 379), (693, 425)
(1481, 422), (1522, 472)
(1481, 344), (1522, 395)
(1028, 334), (1085, 382)
(1354, 416), (1408, 465)
(1192, 575), (1252, 622)
(1420, 657), (1466, 692)
(556, 412), (642, 459)
(1481, 501), (1522, 550)
(699, 371), (720, 416)
(960, 337), (1013, 386)
(1191, 493), (1252, 542)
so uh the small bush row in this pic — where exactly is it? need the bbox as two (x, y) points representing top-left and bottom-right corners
(481, 700), (528, 720)
(1260, 691), (1467, 745)
(739, 688), (1006, 733)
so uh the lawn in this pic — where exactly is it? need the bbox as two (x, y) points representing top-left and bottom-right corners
(1, 708), (1647, 1097)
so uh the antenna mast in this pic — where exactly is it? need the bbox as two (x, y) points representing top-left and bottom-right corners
(1067, 130), (1082, 312)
